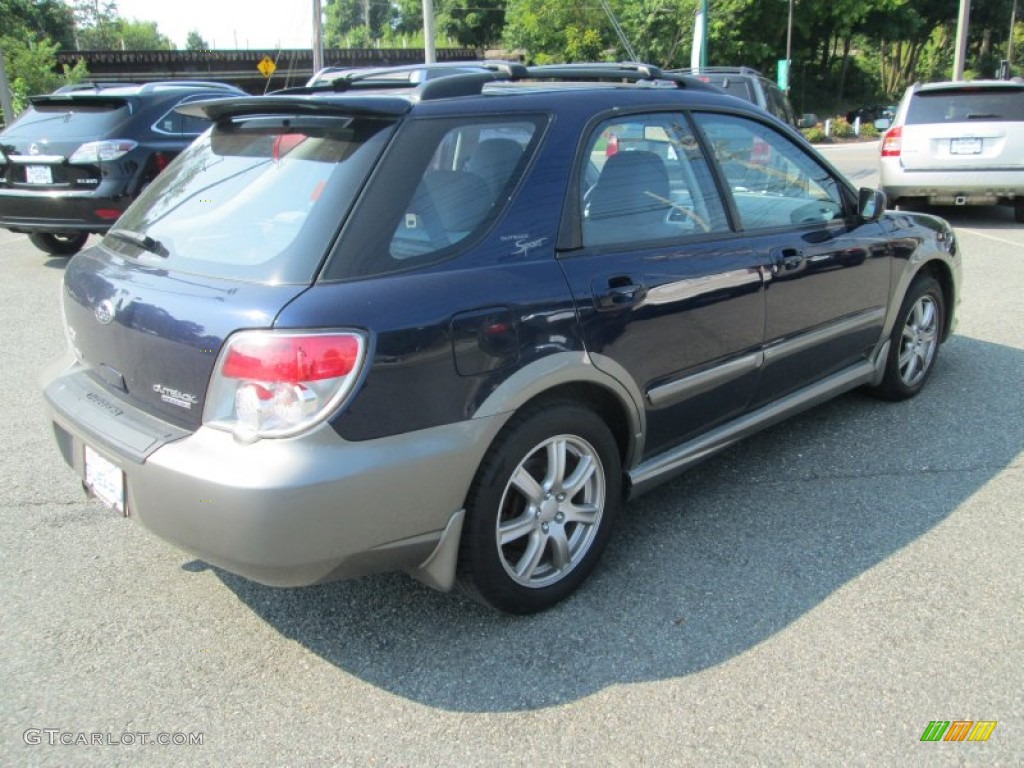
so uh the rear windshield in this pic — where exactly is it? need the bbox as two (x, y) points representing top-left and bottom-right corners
(698, 76), (755, 102)
(2, 99), (131, 139)
(906, 87), (1024, 124)
(104, 114), (396, 284)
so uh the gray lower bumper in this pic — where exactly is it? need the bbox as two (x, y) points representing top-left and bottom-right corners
(43, 359), (503, 588)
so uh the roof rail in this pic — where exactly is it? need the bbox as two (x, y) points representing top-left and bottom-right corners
(413, 72), (505, 101)
(529, 62), (666, 81)
(52, 81), (138, 93)
(670, 66), (765, 77)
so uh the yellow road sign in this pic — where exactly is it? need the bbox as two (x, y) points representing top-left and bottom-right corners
(257, 56), (276, 78)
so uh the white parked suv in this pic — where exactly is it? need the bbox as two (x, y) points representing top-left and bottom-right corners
(879, 78), (1024, 222)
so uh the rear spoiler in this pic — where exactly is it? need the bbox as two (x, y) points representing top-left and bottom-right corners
(176, 95), (414, 122)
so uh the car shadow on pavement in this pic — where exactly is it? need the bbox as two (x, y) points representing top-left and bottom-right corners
(913, 204), (1019, 230)
(201, 334), (1023, 712)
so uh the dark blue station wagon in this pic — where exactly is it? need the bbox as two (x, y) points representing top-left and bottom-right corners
(42, 64), (961, 613)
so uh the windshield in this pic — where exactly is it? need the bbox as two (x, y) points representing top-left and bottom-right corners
(105, 114), (396, 284)
(907, 87), (1024, 124)
(2, 100), (131, 140)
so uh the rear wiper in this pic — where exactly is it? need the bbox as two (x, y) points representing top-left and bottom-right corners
(107, 228), (168, 257)
(966, 112), (1001, 119)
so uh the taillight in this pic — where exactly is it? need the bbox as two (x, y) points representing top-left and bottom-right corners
(68, 140), (138, 164)
(204, 331), (367, 440)
(881, 126), (902, 158)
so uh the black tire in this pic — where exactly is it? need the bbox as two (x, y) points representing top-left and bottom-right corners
(457, 401), (622, 614)
(869, 275), (945, 401)
(28, 232), (89, 256)
(1014, 198), (1024, 224)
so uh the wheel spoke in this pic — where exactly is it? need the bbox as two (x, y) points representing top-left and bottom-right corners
(548, 526), (570, 570)
(511, 466), (544, 506)
(562, 454), (596, 497)
(499, 513), (537, 546)
(543, 438), (568, 490)
(563, 501), (600, 525)
(514, 530), (548, 580)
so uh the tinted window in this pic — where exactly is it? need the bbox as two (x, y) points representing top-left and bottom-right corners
(906, 87), (1024, 124)
(2, 99), (131, 139)
(695, 76), (754, 103)
(325, 116), (544, 280)
(106, 115), (396, 284)
(580, 113), (730, 247)
(695, 113), (844, 230)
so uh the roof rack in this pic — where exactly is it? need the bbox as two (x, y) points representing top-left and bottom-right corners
(670, 66), (765, 77)
(52, 81), (137, 93)
(270, 60), (717, 103)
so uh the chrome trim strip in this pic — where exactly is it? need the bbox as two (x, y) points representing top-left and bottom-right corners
(8, 155), (65, 164)
(647, 352), (763, 407)
(628, 359), (876, 497)
(764, 307), (885, 363)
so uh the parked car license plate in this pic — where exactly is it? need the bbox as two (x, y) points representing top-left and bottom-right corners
(25, 165), (53, 184)
(950, 137), (982, 155)
(84, 445), (125, 514)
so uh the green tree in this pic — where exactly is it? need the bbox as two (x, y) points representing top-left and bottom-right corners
(503, 0), (609, 63)
(77, 18), (172, 50)
(323, 0), (395, 46)
(1, 1), (85, 121)
(437, 0), (507, 49)
(186, 30), (210, 51)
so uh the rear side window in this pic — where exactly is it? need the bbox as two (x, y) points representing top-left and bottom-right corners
(580, 113), (730, 247)
(2, 99), (131, 139)
(324, 115), (545, 280)
(906, 88), (1024, 124)
(106, 115), (396, 284)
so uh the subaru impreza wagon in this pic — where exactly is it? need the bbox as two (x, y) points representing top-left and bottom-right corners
(43, 63), (961, 613)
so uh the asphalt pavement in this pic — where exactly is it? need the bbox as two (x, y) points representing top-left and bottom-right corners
(1, 145), (1021, 765)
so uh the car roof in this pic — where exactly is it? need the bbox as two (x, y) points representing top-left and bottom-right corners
(178, 62), (753, 123)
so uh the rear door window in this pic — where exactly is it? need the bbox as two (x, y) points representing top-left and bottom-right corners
(580, 113), (730, 247)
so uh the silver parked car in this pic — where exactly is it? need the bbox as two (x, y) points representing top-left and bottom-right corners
(879, 79), (1024, 221)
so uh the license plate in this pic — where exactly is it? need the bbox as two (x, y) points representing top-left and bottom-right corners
(84, 445), (125, 515)
(25, 165), (53, 184)
(950, 137), (982, 155)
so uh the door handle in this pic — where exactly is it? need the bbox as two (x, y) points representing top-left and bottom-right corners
(770, 247), (805, 272)
(594, 278), (646, 310)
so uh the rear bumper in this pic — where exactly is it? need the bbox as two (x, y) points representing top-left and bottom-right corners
(0, 182), (131, 233)
(880, 161), (1024, 204)
(42, 356), (502, 588)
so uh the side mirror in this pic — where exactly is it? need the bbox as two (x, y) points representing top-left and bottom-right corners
(874, 118), (891, 131)
(858, 187), (886, 221)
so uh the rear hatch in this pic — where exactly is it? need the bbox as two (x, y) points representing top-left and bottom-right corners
(898, 83), (1024, 171)
(61, 98), (401, 429)
(0, 95), (133, 189)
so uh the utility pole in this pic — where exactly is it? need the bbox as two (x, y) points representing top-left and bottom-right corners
(785, 0), (793, 94)
(700, 0), (708, 67)
(422, 0), (436, 64)
(0, 46), (14, 127)
(1010, 0), (1018, 66)
(312, 0), (323, 73)
(953, 0), (972, 80)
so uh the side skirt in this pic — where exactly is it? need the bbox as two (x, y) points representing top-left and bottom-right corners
(628, 354), (883, 498)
